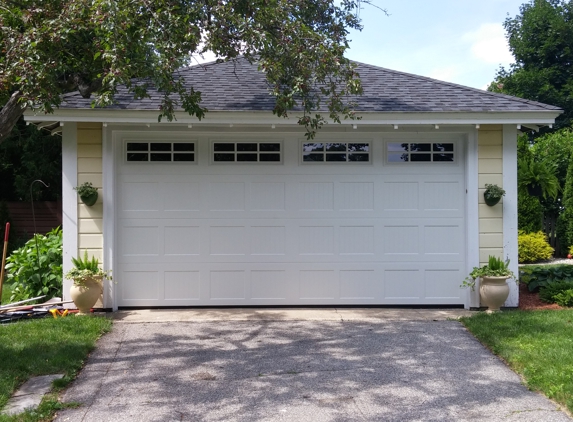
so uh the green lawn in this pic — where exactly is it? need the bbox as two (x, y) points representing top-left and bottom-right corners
(461, 310), (573, 413)
(0, 316), (112, 421)
(0, 283), (12, 305)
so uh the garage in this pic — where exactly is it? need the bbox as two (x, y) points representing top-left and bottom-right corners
(31, 59), (562, 310)
(114, 130), (466, 307)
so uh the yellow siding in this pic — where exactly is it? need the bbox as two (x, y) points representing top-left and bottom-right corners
(477, 125), (503, 266)
(77, 123), (103, 260)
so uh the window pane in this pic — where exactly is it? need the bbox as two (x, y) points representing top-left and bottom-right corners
(173, 153), (194, 162)
(151, 143), (171, 151)
(303, 143), (324, 152)
(387, 143), (408, 152)
(214, 143), (235, 152)
(127, 153), (148, 161)
(214, 153), (235, 161)
(388, 153), (408, 162)
(411, 153), (431, 161)
(326, 153), (347, 162)
(127, 143), (148, 151)
(433, 153), (454, 162)
(303, 153), (324, 162)
(349, 143), (369, 152)
(325, 143), (346, 152)
(174, 143), (194, 152)
(260, 143), (281, 152)
(237, 143), (257, 152)
(348, 153), (369, 162)
(260, 153), (281, 162)
(410, 143), (431, 152)
(150, 153), (171, 161)
(237, 153), (257, 161)
(433, 143), (454, 152)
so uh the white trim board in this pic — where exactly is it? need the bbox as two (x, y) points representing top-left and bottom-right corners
(61, 123), (78, 308)
(503, 124), (519, 307)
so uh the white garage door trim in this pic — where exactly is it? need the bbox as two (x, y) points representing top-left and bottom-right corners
(107, 129), (469, 308)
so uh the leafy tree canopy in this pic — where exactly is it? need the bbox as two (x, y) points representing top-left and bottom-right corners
(489, 0), (573, 129)
(0, 0), (373, 142)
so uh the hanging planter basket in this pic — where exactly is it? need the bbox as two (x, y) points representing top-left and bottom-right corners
(484, 194), (501, 207)
(80, 192), (98, 206)
(527, 184), (543, 197)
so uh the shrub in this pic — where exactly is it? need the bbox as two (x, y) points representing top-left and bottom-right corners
(518, 193), (544, 232)
(520, 265), (573, 292)
(539, 280), (573, 306)
(552, 289), (573, 307)
(518, 231), (554, 263)
(558, 155), (573, 253)
(4, 227), (63, 302)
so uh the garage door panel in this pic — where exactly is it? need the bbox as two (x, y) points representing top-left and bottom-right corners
(164, 271), (201, 301)
(116, 136), (466, 306)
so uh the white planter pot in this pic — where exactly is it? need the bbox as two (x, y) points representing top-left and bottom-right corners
(479, 276), (510, 312)
(70, 277), (102, 315)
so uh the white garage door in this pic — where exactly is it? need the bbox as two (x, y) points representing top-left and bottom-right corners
(115, 132), (466, 307)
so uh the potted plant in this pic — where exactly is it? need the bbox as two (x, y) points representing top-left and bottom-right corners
(74, 182), (99, 206)
(518, 158), (559, 199)
(461, 255), (517, 312)
(64, 251), (111, 314)
(483, 184), (505, 206)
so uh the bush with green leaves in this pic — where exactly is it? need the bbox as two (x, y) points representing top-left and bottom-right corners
(4, 227), (63, 302)
(518, 231), (554, 263)
(520, 265), (573, 292)
(539, 280), (573, 306)
(558, 154), (573, 254)
(518, 194), (544, 233)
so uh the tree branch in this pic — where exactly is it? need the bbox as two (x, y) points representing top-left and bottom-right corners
(0, 91), (25, 144)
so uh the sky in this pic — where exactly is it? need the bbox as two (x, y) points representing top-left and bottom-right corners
(346, 0), (526, 89)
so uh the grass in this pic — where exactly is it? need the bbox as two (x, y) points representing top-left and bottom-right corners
(461, 309), (573, 413)
(0, 284), (12, 306)
(0, 316), (112, 421)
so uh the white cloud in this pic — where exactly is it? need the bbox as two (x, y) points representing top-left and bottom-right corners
(462, 23), (514, 65)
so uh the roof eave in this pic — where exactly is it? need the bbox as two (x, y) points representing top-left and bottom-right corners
(24, 109), (561, 126)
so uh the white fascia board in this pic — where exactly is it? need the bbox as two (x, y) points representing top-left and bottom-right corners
(23, 109), (561, 126)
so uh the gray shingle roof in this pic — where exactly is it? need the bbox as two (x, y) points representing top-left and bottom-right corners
(60, 58), (561, 113)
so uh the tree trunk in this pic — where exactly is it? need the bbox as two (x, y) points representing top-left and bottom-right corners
(0, 92), (25, 144)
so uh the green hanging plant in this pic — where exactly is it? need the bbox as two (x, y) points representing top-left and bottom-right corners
(518, 158), (559, 199)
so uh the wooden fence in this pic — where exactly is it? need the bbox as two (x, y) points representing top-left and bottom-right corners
(5, 200), (62, 239)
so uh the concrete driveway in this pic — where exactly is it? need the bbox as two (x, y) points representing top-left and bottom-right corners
(55, 310), (571, 422)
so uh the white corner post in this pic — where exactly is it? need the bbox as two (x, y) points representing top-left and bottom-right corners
(503, 124), (519, 307)
(102, 126), (117, 310)
(465, 129), (480, 309)
(62, 123), (78, 308)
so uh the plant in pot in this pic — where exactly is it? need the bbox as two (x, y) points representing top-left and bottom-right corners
(461, 255), (517, 312)
(517, 158), (559, 199)
(483, 184), (505, 206)
(74, 182), (98, 206)
(64, 251), (111, 315)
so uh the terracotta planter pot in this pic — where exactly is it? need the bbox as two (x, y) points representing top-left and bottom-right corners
(70, 277), (102, 315)
(479, 276), (510, 312)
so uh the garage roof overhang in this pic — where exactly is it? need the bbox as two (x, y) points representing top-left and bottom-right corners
(24, 109), (561, 129)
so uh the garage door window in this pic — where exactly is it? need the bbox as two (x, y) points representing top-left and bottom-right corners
(126, 142), (195, 162)
(302, 143), (370, 162)
(387, 142), (454, 162)
(212, 142), (281, 162)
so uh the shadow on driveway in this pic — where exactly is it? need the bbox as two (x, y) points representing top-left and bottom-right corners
(55, 320), (571, 422)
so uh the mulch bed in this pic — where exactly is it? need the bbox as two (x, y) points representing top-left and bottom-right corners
(518, 283), (562, 311)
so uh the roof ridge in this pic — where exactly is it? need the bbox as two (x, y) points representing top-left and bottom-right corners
(352, 61), (562, 111)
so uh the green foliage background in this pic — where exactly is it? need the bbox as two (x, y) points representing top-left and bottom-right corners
(0, 119), (62, 202)
(4, 227), (63, 302)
